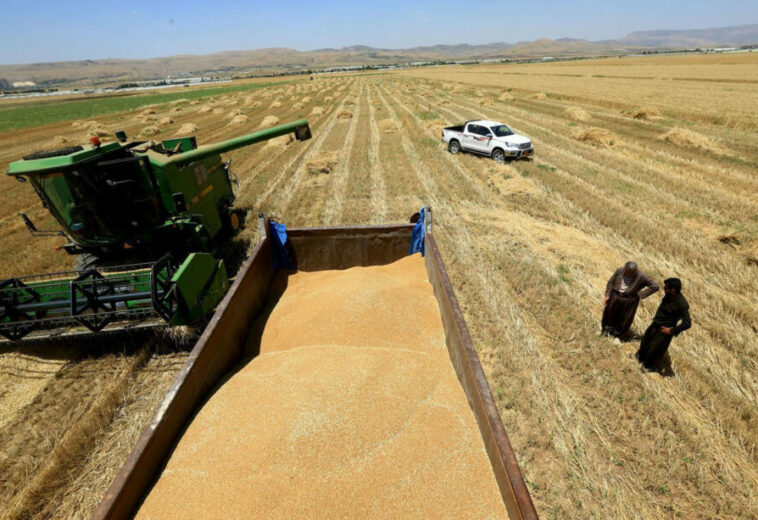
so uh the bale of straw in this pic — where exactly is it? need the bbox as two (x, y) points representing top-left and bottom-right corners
(565, 107), (591, 122)
(139, 126), (161, 137)
(292, 102), (304, 110)
(228, 115), (249, 126)
(139, 114), (157, 123)
(264, 134), (294, 149)
(212, 108), (224, 115)
(498, 92), (514, 101)
(311, 106), (325, 116)
(305, 151), (339, 174)
(87, 124), (109, 138)
(259, 115), (280, 128)
(379, 119), (398, 133)
(157, 117), (174, 126)
(631, 106), (662, 120)
(531, 92), (548, 100)
(337, 110), (353, 120)
(324, 96), (333, 104)
(270, 100), (282, 109)
(477, 98), (493, 106)
(573, 127), (616, 147)
(225, 109), (244, 120)
(659, 127), (728, 155)
(140, 109), (156, 116)
(176, 123), (198, 135)
(301, 96), (311, 103)
(198, 105), (213, 113)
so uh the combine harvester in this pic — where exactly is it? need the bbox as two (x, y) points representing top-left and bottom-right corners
(0, 120), (311, 341)
(93, 209), (539, 520)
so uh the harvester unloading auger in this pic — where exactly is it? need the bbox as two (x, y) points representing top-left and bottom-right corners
(0, 118), (312, 341)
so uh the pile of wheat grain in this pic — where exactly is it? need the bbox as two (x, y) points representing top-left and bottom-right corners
(136, 256), (506, 519)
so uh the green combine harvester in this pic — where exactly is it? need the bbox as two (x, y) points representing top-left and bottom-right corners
(0, 118), (312, 341)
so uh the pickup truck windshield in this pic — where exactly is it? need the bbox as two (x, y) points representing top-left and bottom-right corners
(491, 125), (514, 137)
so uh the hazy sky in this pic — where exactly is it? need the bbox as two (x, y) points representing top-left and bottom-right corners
(1, 0), (756, 64)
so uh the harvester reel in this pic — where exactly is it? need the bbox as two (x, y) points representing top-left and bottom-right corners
(0, 278), (42, 340)
(71, 270), (117, 332)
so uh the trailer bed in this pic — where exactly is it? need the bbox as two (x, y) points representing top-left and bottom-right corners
(94, 210), (538, 520)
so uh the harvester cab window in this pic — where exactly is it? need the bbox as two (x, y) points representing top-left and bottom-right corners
(31, 148), (164, 244)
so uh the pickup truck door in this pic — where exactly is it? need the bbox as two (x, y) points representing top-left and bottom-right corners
(460, 124), (479, 151)
(466, 124), (493, 153)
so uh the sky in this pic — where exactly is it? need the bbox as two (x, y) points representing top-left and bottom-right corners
(0, 0), (756, 64)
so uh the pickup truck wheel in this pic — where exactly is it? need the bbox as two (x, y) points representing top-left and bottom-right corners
(492, 148), (506, 164)
(448, 140), (461, 154)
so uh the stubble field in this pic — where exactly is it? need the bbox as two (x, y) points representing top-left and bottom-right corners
(0, 52), (756, 519)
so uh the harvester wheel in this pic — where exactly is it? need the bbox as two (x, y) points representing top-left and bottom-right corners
(75, 253), (99, 272)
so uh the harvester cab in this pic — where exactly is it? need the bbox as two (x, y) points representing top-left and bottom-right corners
(1, 118), (312, 341)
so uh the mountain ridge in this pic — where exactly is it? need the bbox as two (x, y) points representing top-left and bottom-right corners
(1, 23), (756, 87)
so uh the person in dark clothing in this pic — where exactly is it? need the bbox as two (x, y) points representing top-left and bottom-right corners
(602, 261), (659, 338)
(636, 278), (691, 371)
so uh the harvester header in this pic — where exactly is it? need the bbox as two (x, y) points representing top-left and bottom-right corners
(1, 118), (312, 341)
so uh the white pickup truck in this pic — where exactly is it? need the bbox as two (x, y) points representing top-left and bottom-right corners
(441, 120), (533, 163)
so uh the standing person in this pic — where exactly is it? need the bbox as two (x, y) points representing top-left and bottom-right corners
(636, 278), (691, 371)
(602, 261), (659, 338)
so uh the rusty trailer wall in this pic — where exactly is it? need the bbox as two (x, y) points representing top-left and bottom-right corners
(94, 210), (537, 520)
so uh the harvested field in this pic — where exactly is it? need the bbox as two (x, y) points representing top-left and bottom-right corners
(137, 255), (507, 519)
(0, 62), (756, 518)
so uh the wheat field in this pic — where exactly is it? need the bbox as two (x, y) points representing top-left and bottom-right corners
(0, 53), (756, 518)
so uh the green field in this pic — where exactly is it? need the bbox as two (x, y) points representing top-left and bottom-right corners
(0, 81), (291, 133)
